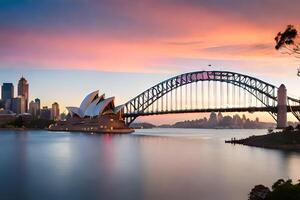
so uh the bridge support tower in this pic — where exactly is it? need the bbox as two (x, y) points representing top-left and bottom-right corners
(277, 84), (287, 128)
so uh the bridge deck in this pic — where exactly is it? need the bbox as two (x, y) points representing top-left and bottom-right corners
(124, 106), (300, 117)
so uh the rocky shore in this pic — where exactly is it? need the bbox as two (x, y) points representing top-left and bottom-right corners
(226, 130), (300, 151)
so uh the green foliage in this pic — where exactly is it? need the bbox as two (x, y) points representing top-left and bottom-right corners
(275, 25), (298, 49)
(1, 118), (54, 129)
(285, 125), (294, 131)
(5, 117), (24, 128)
(27, 119), (55, 129)
(266, 179), (300, 200)
(275, 25), (300, 57)
(250, 179), (300, 200)
(271, 179), (285, 190)
(295, 124), (300, 131)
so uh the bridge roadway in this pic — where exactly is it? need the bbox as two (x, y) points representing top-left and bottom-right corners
(124, 106), (300, 118)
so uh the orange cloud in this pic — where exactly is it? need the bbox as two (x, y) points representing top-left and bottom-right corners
(0, 0), (298, 75)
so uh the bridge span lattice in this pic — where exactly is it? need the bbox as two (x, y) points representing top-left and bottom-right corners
(122, 71), (300, 127)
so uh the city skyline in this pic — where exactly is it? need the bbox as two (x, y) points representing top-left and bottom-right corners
(0, 68), (296, 125)
(0, 76), (60, 121)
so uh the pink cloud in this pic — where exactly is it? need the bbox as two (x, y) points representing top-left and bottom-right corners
(0, 1), (298, 75)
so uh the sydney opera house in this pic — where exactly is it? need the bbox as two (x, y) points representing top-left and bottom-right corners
(49, 91), (133, 133)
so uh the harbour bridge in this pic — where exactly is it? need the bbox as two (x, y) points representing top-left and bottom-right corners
(122, 71), (300, 128)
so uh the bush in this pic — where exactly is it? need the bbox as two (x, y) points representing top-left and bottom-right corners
(249, 179), (300, 200)
(1, 118), (54, 129)
(285, 125), (294, 132)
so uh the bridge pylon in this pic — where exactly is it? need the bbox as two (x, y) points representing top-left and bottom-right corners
(277, 84), (287, 128)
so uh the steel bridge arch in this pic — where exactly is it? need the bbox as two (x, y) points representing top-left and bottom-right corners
(123, 71), (278, 125)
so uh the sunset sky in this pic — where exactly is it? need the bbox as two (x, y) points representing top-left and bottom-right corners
(0, 0), (300, 124)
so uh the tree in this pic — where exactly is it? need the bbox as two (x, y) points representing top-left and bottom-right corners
(296, 124), (300, 131)
(249, 185), (270, 200)
(275, 25), (300, 58)
(271, 179), (286, 190)
(249, 179), (300, 200)
(285, 125), (294, 132)
(266, 179), (300, 200)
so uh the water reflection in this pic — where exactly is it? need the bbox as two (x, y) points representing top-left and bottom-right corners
(287, 155), (300, 178)
(0, 129), (300, 200)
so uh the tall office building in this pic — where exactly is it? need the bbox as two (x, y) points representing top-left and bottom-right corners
(0, 100), (4, 109)
(51, 102), (60, 121)
(29, 101), (39, 118)
(40, 106), (51, 120)
(4, 99), (12, 110)
(1, 83), (14, 102)
(18, 77), (29, 112)
(11, 96), (26, 114)
(35, 98), (41, 117)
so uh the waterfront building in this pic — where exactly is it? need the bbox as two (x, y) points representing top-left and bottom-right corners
(18, 77), (29, 112)
(40, 106), (51, 120)
(1, 83), (14, 102)
(0, 109), (16, 126)
(51, 102), (60, 121)
(66, 90), (118, 118)
(49, 90), (132, 133)
(29, 101), (39, 119)
(11, 96), (26, 114)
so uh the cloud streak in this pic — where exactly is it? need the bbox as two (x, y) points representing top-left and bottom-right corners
(0, 0), (299, 73)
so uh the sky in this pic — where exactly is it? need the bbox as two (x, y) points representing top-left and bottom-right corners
(0, 0), (300, 124)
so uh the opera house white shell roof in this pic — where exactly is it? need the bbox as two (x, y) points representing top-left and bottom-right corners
(66, 90), (122, 118)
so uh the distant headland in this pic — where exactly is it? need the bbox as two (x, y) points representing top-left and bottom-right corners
(131, 112), (293, 129)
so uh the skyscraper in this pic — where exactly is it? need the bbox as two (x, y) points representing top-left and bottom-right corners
(11, 96), (26, 114)
(29, 101), (39, 118)
(18, 77), (29, 112)
(1, 83), (14, 102)
(51, 102), (60, 121)
(0, 100), (4, 109)
(35, 98), (41, 117)
(40, 106), (51, 120)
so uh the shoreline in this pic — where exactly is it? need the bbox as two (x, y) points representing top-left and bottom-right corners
(48, 128), (134, 134)
(0, 127), (135, 134)
(0, 127), (44, 131)
(225, 130), (300, 151)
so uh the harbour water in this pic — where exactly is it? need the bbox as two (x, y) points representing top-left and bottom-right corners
(1, 129), (300, 200)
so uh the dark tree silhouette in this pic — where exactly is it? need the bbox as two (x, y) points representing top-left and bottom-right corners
(275, 25), (300, 58)
(249, 179), (300, 200)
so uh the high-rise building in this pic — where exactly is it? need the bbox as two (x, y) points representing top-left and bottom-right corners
(40, 106), (51, 120)
(217, 112), (223, 122)
(0, 100), (5, 109)
(4, 99), (12, 110)
(18, 77), (29, 112)
(1, 83), (14, 102)
(35, 98), (41, 117)
(51, 102), (60, 121)
(208, 112), (218, 127)
(11, 96), (26, 114)
(29, 101), (39, 119)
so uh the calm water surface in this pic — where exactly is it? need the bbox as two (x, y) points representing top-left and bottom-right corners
(0, 129), (300, 200)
